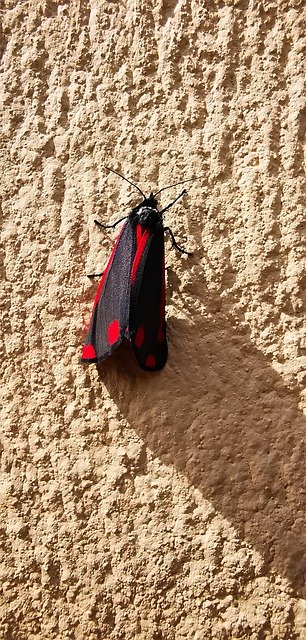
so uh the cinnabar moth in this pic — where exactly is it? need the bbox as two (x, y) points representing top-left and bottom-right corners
(81, 167), (193, 371)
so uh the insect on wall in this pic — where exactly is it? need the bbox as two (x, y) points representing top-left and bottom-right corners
(81, 167), (195, 371)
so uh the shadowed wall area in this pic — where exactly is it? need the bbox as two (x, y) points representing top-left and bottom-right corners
(1, 1), (305, 638)
(100, 287), (306, 595)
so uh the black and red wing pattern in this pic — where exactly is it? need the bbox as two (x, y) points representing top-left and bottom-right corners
(81, 220), (136, 363)
(129, 224), (167, 371)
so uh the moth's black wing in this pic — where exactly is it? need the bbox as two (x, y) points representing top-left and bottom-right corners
(81, 219), (136, 363)
(129, 225), (167, 371)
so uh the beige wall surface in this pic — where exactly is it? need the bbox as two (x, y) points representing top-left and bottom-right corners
(1, 1), (306, 638)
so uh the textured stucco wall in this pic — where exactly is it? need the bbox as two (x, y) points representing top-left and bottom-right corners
(1, 1), (306, 638)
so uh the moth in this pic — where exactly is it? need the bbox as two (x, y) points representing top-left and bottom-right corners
(81, 167), (193, 371)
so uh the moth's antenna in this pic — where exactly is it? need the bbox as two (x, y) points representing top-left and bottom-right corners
(105, 166), (146, 199)
(154, 177), (198, 197)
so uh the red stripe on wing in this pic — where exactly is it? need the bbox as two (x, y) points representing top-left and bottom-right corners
(136, 223), (144, 247)
(92, 230), (122, 308)
(131, 227), (151, 285)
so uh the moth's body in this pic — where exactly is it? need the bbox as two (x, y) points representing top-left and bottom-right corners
(81, 169), (193, 371)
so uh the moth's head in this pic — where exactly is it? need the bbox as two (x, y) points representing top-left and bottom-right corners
(136, 193), (160, 226)
(144, 192), (158, 209)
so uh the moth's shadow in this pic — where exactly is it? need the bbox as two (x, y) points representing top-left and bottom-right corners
(97, 296), (306, 596)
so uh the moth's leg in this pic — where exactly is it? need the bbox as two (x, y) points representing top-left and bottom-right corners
(87, 271), (104, 278)
(94, 216), (127, 229)
(87, 216), (127, 277)
(164, 227), (193, 255)
(160, 189), (187, 215)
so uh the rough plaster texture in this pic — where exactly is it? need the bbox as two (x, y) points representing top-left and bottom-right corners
(1, 1), (306, 639)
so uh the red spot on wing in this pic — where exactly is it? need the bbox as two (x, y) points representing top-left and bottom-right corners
(82, 344), (97, 359)
(134, 325), (145, 348)
(131, 228), (151, 285)
(108, 319), (120, 345)
(145, 354), (156, 368)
